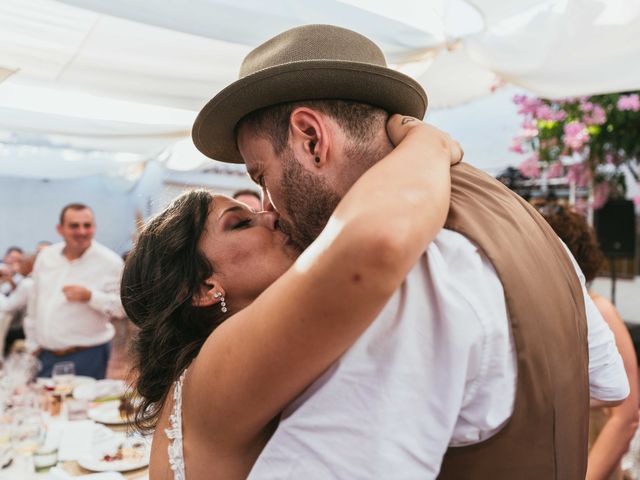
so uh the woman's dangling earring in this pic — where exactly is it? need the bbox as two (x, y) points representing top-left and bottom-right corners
(213, 292), (228, 313)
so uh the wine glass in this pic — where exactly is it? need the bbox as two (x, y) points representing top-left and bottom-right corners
(51, 362), (75, 396)
(9, 407), (45, 475)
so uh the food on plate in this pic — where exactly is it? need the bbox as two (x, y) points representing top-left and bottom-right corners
(101, 442), (146, 463)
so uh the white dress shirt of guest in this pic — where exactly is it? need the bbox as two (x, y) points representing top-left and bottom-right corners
(24, 206), (124, 351)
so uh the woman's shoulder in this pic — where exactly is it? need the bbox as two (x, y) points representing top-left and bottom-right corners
(590, 292), (626, 334)
(590, 293), (616, 316)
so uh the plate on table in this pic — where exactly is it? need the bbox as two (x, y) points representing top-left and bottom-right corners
(37, 375), (96, 390)
(74, 379), (126, 402)
(87, 400), (132, 425)
(77, 433), (150, 473)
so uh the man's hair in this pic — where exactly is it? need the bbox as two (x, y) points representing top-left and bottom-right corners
(59, 203), (92, 225)
(232, 189), (261, 201)
(4, 246), (23, 256)
(238, 100), (388, 159)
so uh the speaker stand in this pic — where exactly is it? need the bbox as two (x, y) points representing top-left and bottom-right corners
(609, 256), (617, 306)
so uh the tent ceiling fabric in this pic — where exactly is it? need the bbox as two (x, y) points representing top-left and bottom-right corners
(465, 0), (640, 97)
(0, 0), (639, 174)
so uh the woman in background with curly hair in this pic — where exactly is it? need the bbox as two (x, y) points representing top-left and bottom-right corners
(543, 205), (639, 480)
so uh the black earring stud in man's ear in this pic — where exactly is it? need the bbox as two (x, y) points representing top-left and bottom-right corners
(314, 157), (320, 165)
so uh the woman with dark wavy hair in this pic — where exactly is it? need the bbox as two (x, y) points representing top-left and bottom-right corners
(542, 205), (639, 480)
(121, 116), (462, 479)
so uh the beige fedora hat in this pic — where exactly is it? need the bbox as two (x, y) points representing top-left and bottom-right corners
(192, 24), (428, 164)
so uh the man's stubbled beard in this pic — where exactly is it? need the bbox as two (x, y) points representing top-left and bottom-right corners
(278, 148), (342, 250)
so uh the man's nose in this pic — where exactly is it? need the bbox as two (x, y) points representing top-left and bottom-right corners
(258, 211), (279, 230)
(262, 195), (276, 212)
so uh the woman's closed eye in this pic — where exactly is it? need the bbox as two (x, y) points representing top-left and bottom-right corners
(232, 218), (252, 229)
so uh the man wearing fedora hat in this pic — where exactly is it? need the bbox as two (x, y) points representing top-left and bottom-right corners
(193, 24), (628, 479)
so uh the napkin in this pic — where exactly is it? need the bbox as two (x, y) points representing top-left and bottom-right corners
(46, 421), (114, 461)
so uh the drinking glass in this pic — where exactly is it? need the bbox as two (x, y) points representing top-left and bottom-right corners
(51, 362), (75, 396)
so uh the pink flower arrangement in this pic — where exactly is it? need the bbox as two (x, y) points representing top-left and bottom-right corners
(511, 91), (640, 207)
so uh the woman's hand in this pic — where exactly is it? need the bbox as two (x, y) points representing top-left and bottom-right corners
(386, 114), (463, 166)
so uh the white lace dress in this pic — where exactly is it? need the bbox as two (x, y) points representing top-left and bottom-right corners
(165, 369), (187, 480)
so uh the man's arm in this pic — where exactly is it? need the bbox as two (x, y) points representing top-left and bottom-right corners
(87, 276), (125, 319)
(63, 277), (125, 319)
(63, 252), (125, 319)
(0, 278), (32, 314)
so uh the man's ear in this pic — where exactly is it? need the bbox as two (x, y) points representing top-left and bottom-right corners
(289, 107), (329, 168)
(192, 279), (226, 307)
(56, 224), (63, 236)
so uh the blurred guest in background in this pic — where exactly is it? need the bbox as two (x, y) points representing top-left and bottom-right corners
(542, 205), (639, 480)
(232, 189), (262, 211)
(35, 240), (52, 252)
(0, 246), (24, 295)
(0, 254), (35, 354)
(24, 203), (125, 379)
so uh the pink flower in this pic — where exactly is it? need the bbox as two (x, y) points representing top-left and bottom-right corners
(514, 96), (544, 116)
(579, 101), (594, 113)
(546, 161), (564, 178)
(634, 195), (640, 208)
(509, 139), (525, 154)
(519, 126), (538, 139)
(584, 105), (606, 125)
(513, 94), (527, 105)
(534, 105), (555, 121)
(553, 110), (568, 121)
(617, 94), (640, 112)
(519, 154), (540, 178)
(566, 163), (592, 187)
(563, 121), (589, 150)
(592, 182), (610, 210)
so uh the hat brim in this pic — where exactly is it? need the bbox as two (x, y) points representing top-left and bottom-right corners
(192, 60), (427, 164)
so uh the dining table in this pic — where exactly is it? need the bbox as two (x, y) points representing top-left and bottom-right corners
(0, 361), (150, 480)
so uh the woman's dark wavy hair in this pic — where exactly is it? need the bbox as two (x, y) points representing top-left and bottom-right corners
(540, 204), (604, 283)
(121, 189), (229, 433)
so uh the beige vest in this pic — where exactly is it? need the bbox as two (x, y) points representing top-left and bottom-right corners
(438, 164), (589, 479)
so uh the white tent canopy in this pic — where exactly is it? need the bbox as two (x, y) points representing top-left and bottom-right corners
(0, 0), (639, 173)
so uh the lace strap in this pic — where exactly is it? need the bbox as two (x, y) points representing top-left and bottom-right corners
(165, 369), (187, 480)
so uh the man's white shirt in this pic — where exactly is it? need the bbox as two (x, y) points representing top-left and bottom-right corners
(248, 229), (629, 479)
(24, 241), (124, 351)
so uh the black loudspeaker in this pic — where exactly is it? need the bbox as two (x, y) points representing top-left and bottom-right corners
(594, 199), (636, 258)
